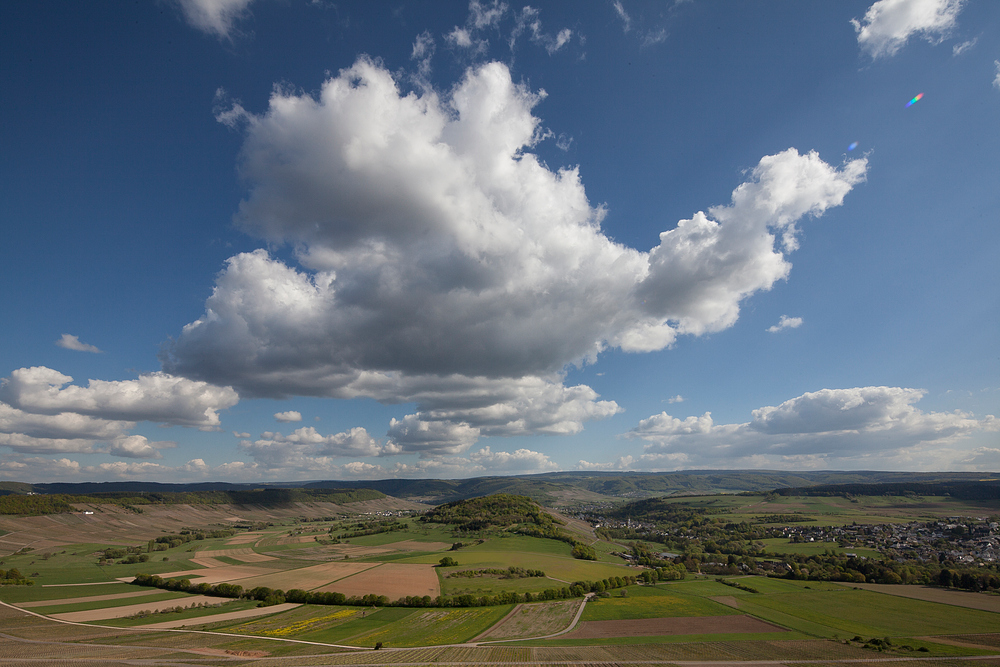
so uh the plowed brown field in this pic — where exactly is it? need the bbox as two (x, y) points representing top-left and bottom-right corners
(314, 563), (440, 598)
(137, 602), (301, 629)
(230, 561), (378, 591)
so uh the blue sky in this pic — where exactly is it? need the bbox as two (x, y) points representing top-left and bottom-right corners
(1, 0), (997, 482)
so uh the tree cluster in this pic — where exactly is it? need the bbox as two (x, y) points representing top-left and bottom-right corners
(132, 571), (637, 608)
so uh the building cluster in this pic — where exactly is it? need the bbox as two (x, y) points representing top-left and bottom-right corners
(781, 519), (999, 564)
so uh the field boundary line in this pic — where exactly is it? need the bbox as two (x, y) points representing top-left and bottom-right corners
(40, 581), (121, 587)
(5, 597), (1000, 659)
(479, 593), (592, 644)
(0, 596), (370, 651)
(469, 603), (522, 642)
(0, 630), (246, 662)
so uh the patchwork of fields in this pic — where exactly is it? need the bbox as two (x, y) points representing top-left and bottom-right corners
(0, 493), (997, 665)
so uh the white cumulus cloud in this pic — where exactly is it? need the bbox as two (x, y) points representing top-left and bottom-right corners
(161, 58), (865, 457)
(240, 426), (395, 470)
(0, 366), (237, 429)
(767, 315), (803, 333)
(0, 367), (237, 460)
(274, 410), (302, 423)
(55, 334), (102, 353)
(627, 386), (997, 469)
(852, 0), (964, 58)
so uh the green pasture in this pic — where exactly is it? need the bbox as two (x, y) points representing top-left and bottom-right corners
(581, 585), (739, 621)
(402, 542), (635, 584)
(655, 578), (755, 597)
(756, 538), (881, 558)
(0, 542), (206, 585)
(718, 576), (843, 594)
(738, 589), (1000, 637)
(0, 581), (132, 603)
(218, 602), (512, 648)
(662, 493), (996, 524)
(345, 605), (513, 647)
(289, 606), (413, 645)
(339, 521), (456, 546)
(440, 572), (564, 597)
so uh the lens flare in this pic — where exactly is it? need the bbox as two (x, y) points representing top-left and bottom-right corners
(905, 93), (924, 107)
(848, 142), (858, 151)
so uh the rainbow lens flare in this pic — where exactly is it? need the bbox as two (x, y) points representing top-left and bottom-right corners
(905, 93), (924, 107)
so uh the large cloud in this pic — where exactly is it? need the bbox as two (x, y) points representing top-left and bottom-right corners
(628, 386), (997, 469)
(852, 0), (964, 58)
(0, 367), (236, 460)
(0, 366), (238, 428)
(161, 58), (865, 451)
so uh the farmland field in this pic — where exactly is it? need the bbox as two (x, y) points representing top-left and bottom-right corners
(313, 563), (440, 598)
(581, 587), (740, 621)
(565, 614), (787, 638)
(475, 600), (579, 640)
(0, 491), (996, 665)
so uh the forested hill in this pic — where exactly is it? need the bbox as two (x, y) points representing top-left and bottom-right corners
(0, 487), (384, 516)
(3, 470), (997, 511)
(775, 481), (1000, 500)
(306, 470), (999, 504)
(423, 493), (564, 532)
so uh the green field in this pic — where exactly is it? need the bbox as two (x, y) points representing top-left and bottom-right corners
(756, 538), (881, 558)
(0, 542), (209, 585)
(661, 493), (999, 525)
(740, 588), (1000, 637)
(0, 492), (996, 663)
(581, 586), (739, 621)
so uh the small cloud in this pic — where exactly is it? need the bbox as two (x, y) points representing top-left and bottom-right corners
(411, 31), (436, 79)
(274, 411), (302, 423)
(952, 37), (976, 55)
(613, 1), (631, 32)
(614, 0), (632, 32)
(641, 28), (667, 47)
(767, 315), (803, 333)
(577, 454), (634, 470)
(470, 0), (508, 29)
(851, 0), (965, 59)
(994, 60), (1000, 90)
(666, 395), (684, 404)
(55, 334), (102, 354)
(555, 133), (573, 151)
(232, 431), (251, 438)
(446, 26), (474, 48)
(175, 0), (254, 40)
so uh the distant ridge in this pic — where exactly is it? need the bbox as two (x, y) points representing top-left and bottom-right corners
(5, 470), (996, 506)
